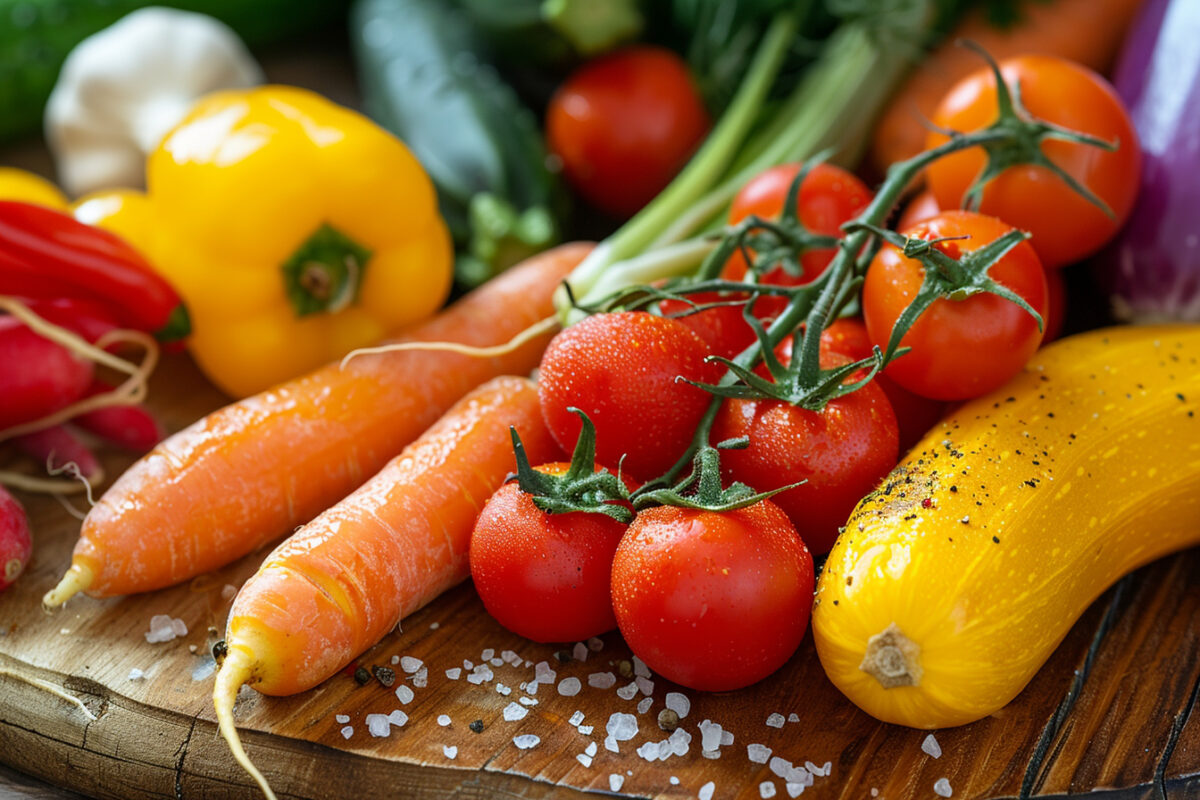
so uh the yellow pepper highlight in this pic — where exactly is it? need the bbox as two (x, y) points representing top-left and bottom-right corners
(0, 167), (69, 209)
(114, 85), (451, 398)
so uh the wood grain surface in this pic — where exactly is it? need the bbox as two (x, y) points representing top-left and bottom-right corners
(0, 351), (1197, 800)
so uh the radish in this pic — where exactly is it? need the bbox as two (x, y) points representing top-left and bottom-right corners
(12, 425), (102, 483)
(0, 486), (32, 592)
(74, 380), (164, 452)
(0, 315), (93, 431)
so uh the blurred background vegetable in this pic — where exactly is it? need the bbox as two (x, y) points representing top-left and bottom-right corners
(1097, 0), (1200, 323)
(0, 485), (31, 592)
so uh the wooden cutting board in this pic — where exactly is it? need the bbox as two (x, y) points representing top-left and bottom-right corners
(0, 350), (1198, 800)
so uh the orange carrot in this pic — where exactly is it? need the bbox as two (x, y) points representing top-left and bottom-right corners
(213, 375), (558, 799)
(44, 242), (592, 607)
(868, 0), (1144, 174)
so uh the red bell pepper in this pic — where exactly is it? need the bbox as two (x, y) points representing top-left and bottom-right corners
(0, 201), (190, 343)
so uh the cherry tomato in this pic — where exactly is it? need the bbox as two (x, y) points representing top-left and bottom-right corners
(610, 500), (813, 692)
(470, 462), (636, 643)
(895, 189), (940, 232)
(546, 46), (710, 218)
(657, 291), (757, 361)
(863, 211), (1048, 401)
(538, 311), (721, 480)
(925, 55), (1140, 269)
(1042, 267), (1067, 344)
(713, 351), (898, 555)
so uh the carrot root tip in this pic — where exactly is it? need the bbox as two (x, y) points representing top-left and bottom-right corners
(42, 562), (94, 609)
(214, 646), (277, 800)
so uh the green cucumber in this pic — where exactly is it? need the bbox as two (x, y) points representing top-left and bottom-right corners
(0, 0), (345, 143)
(350, 0), (563, 288)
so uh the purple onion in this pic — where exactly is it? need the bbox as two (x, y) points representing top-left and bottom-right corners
(1097, 0), (1200, 322)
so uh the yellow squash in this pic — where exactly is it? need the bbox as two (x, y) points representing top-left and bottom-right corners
(813, 324), (1200, 729)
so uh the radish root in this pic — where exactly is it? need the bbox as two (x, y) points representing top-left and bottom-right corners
(339, 314), (558, 369)
(0, 668), (98, 721)
(0, 296), (159, 443)
(213, 647), (278, 800)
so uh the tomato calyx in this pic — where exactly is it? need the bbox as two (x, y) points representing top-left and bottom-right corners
(949, 42), (1118, 219)
(509, 407), (633, 523)
(631, 441), (800, 513)
(848, 220), (1044, 365)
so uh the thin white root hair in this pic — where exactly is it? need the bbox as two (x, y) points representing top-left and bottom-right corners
(340, 315), (559, 370)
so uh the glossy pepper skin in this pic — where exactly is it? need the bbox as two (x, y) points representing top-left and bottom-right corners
(141, 85), (453, 398)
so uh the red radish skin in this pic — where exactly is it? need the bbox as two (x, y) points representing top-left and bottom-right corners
(0, 316), (93, 430)
(74, 381), (164, 452)
(0, 486), (32, 591)
(12, 425), (102, 482)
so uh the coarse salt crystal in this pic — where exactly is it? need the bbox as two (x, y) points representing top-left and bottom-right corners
(748, 744), (772, 764)
(635, 676), (654, 696)
(388, 710), (408, 727)
(587, 637), (604, 651)
(145, 614), (182, 643)
(335, 714), (349, 724)
(665, 692), (690, 719)
(588, 672), (616, 689)
(637, 697), (653, 714)
(573, 642), (589, 661)
(605, 735), (619, 753)
(722, 730), (734, 746)
(411, 667), (428, 688)
(463, 659), (474, 670)
(788, 713), (800, 724)
(340, 725), (353, 739)
(699, 720), (726, 753)
(558, 677), (582, 696)
(481, 648), (495, 661)
(170, 618), (187, 637)
(922, 733), (942, 759)
(609, 775), (624, 792)
(632, 655), (651, 678)
(519, 696), (538, 706)
(443, 745), (457, 759)
(871, 790), (879, 798)
(496, 683), (512, 696)
(699, 780), (716, 800)
(490, 658), (503, 667)
(366, 714), (392, 737)
(670, 777), (680, 785)
(578, 725), (594, 735)
(128, 668), (146, 681)
(513, 734), (540, 750)
(437, 714), (451, 727)
(503, 702), (528, 722)
(568, 710), (585, 727)
(445, 668), (462, 680)
(525, 680), (539, 695)
(607, 712), (638, 741)
(616, 681), (639, 700)
(766, 713), (786, 728)
(585, 741), (598, 757)
(576, 753), (593, 767)
(804, 761), (823, 777)
(760, 782), (777, 798)
(785, 782), (805, 797)
(934, 778), (953, 797)
(429, 622), (440, 630)
(534, 661), (556, 684)
(637, 741), (660, 761)
(391, 655), (399, 665)
(221, 584), (237, 600)
(467, 665), (493, 685)
(502, 649), (520, 664)
(395, 685), (414, 704)
(400, 656), (423, 673)
(770, 757), (793, 779)
(669, 728), (691, 757)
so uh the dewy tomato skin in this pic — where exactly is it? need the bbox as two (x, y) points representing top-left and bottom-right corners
(611, 501), (814, 692)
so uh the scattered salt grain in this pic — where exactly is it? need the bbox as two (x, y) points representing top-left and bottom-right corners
(632, 655), (651, 678)
(395, 685), (414, 704)
(637, 697), (653, 714)
(766, 713), (786, 728)
(578, 725), (594, 735)
(587, 637), (604, 651)
(576, 753), (593, 767)
(922, 733), (942, 759)
(934, 778), (953, 798)
(513, 734), (540, 750)
(221, 584), (237, 601)
(871, 789), (879, 797)
(573, 642), (589, 661)
(443, 745), (457, 759)
(616, 681), (639, 700)
(804, 761), (826, 777)
(502, 650), (521, 664)
(128, 668), (146, 681)
(411, 666), (428, 688)
(609, 775), (624, 792)
(335, 714), (349, 724)
(525, 680), (539, 695)
(760, 782), (777, 798)
(481, 648), (495, 661)
(669, 728), (692, 757)
(340, 725), (353, 739)
(192, 657), (216, 681)
(559, 677), (582, 696)
(400, 657), (423, 673)
(785, 782), (805, 797)
(699, 720), (731, 755)
(519, 696), (538, 706)
(388, 710), (408, 727)
(607, 712), (638, 741)
(585, 742), (598, 757)
(788, 713), (800, 724)
(366, 714), (392, 737)
(635, 676), (654, 696)
(699, 780), (716, 800)
(503, 702), (528, 721)
(467, 665), (494, 684)
(445, 668), (462, 680)
(665, 692), (690, 719)
(637, 741), (661, 761)
(670, 777), (680, 785)
(496, 683), (512, 696)
(588, 672), (617, 689)
(429, 622), (440, 630)
(145, 614), (186, 643)
(534, 661), (557, 684)
(747, 744), (772, 764)
(605, 735), (619, 753)
(569, 710), (585, 727)
(437, 714), (451, 727)
(490, 657), (503, 667)
(391, 655), (400, 665)
(770, 757), (793, 779)
(463, 659), (474, 670)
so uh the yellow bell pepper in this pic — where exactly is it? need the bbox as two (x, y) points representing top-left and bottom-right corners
(139, 85), (452, 398)
(0, 168), (69, 210)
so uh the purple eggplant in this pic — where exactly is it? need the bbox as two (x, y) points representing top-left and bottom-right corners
(1097, 0), (1200, 322)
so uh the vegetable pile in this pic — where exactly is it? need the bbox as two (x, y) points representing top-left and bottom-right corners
(2, 0), (1198, 798)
